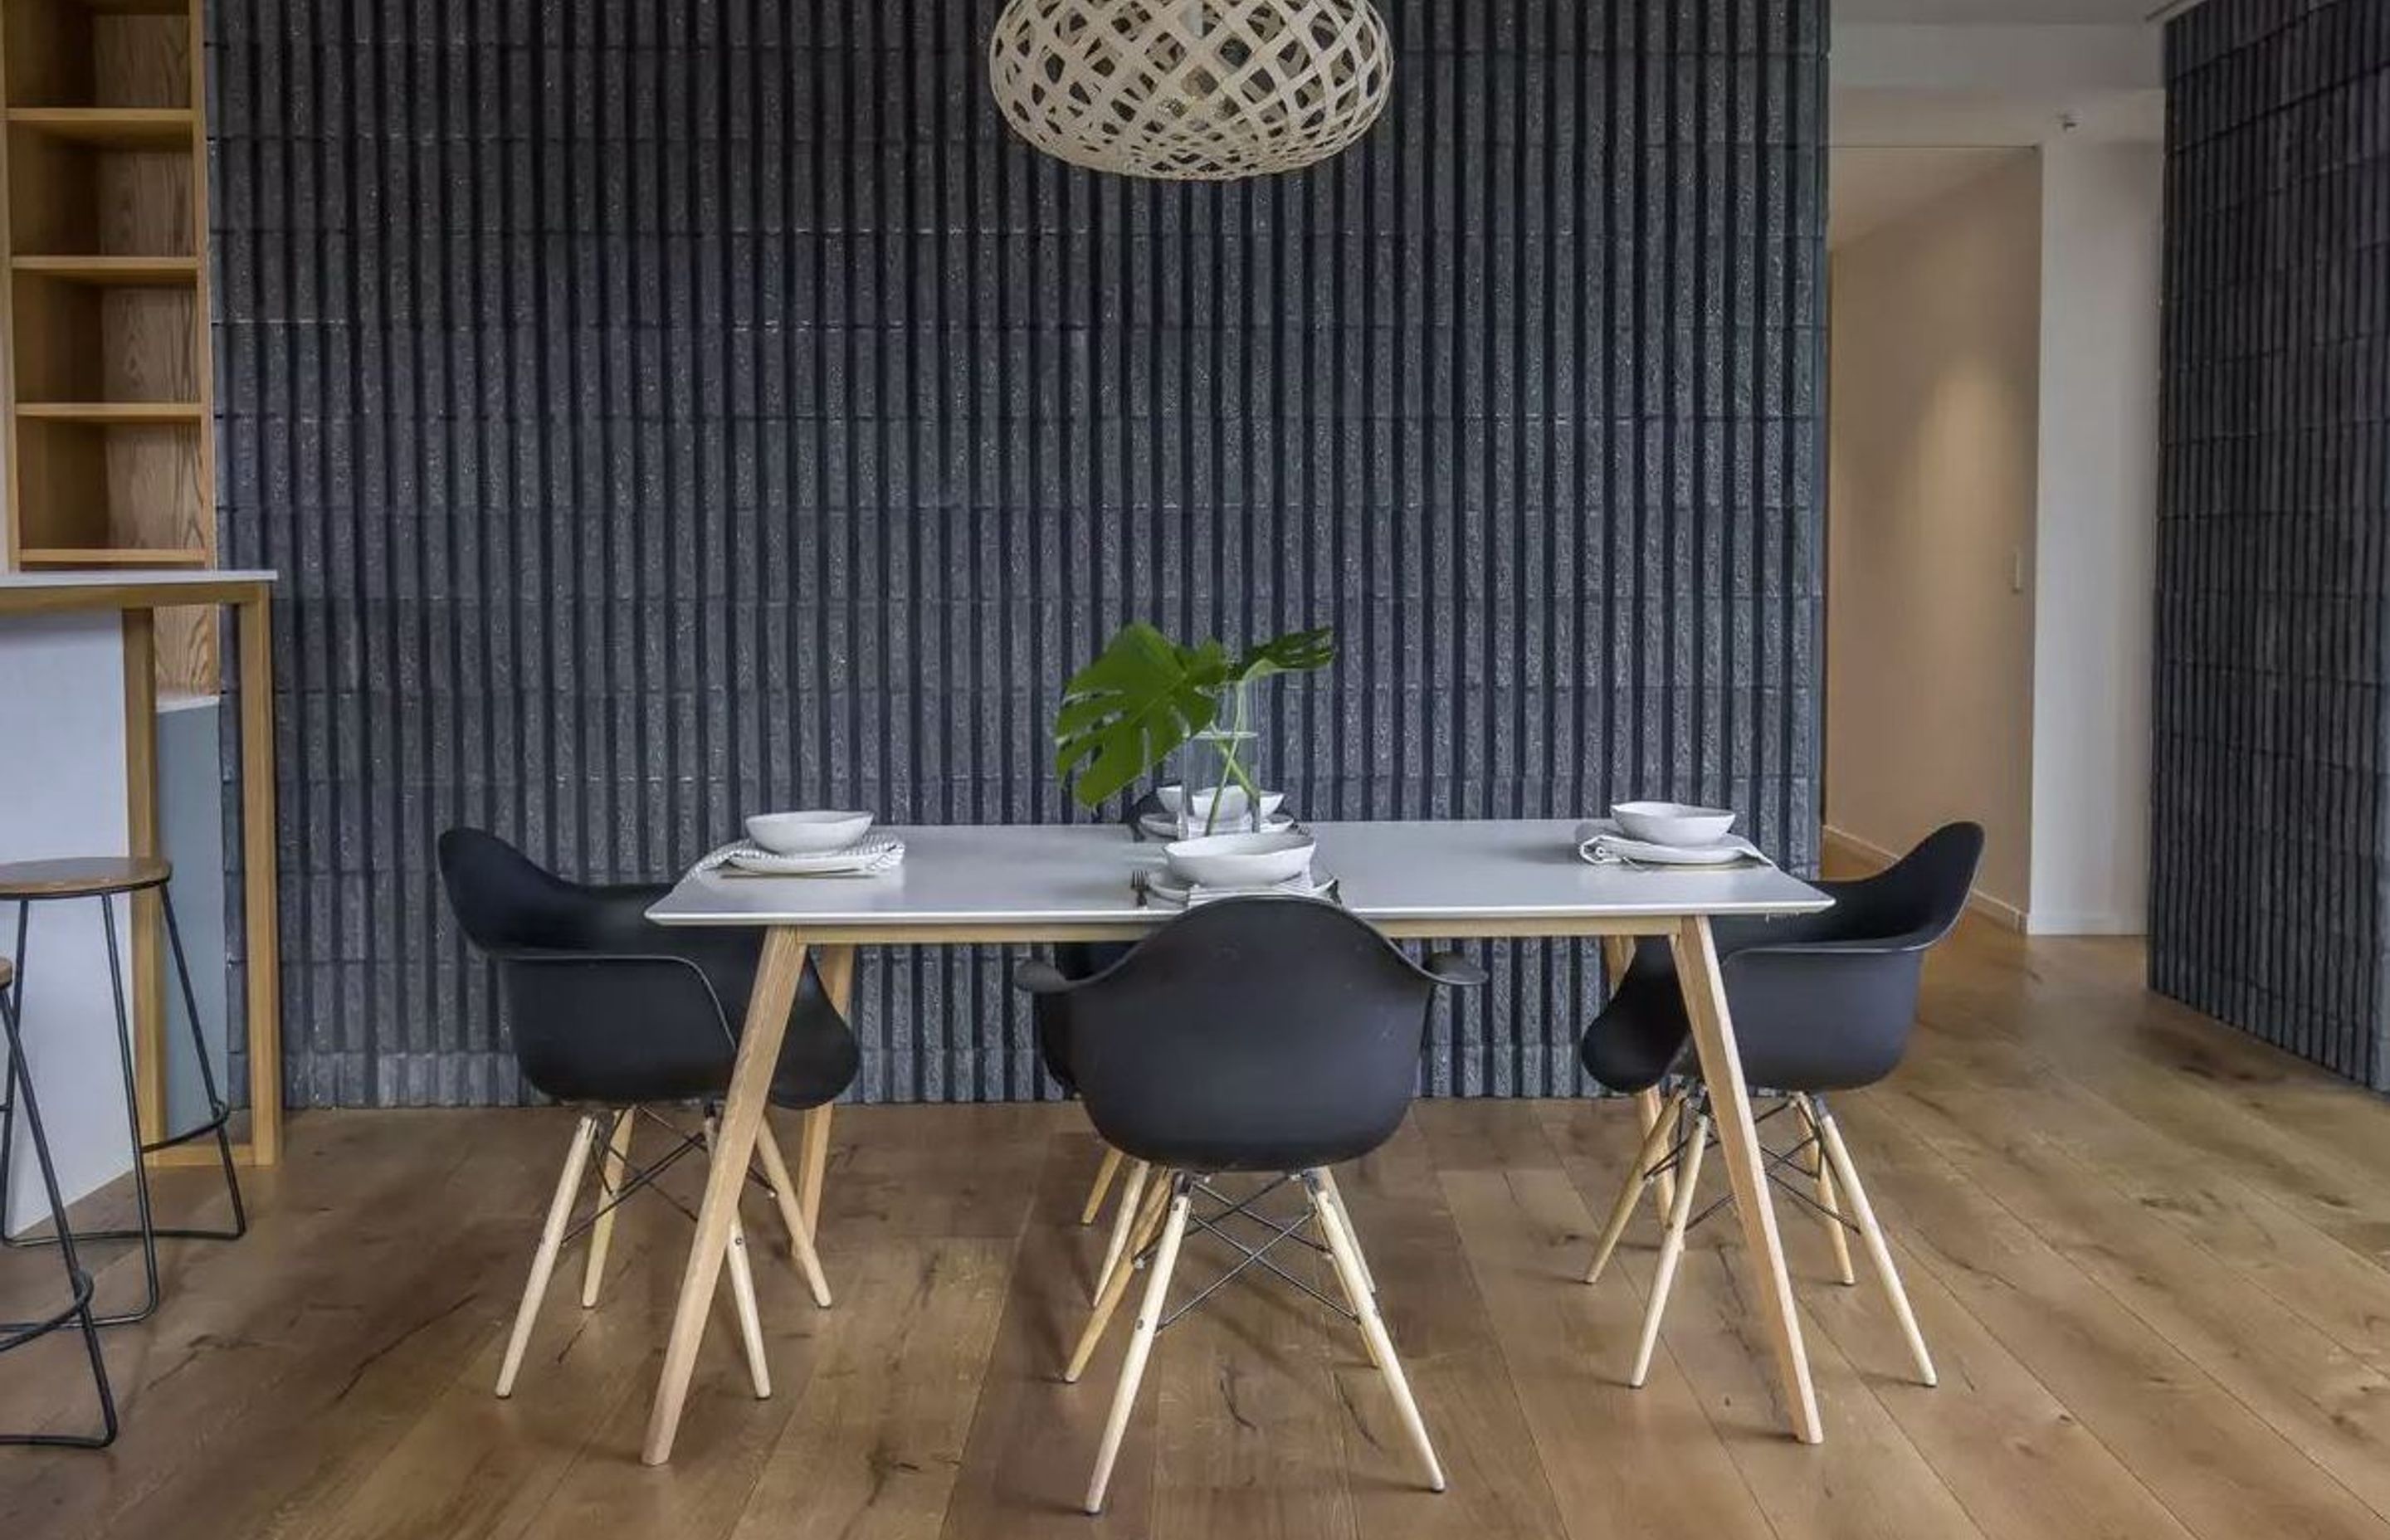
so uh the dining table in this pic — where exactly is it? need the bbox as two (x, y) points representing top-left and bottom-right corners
(637, 817), (1835, 1464)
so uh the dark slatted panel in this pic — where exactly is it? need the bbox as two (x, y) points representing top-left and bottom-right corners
(209, 0), (1827, 1108)
(2155, 0), (2390, 1087)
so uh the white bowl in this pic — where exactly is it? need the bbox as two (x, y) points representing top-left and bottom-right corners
(745, 810), (875, 855)
(1611, 802), (1736, 848)
(1163, 831), (1316, 889)
(1184, 787), (1286, 826)
(1154, 783), (1285, 821)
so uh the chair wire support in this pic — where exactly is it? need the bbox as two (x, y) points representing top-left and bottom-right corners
(1133, 1172), (1358, 1333)
(557, 1106), (713, 1244)
(1659, 1089), (1866, 1239)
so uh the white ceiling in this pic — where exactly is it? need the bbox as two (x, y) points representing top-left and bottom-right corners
(1836, 0), (2170, 20)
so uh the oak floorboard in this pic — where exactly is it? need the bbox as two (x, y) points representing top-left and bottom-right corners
(1441, 1164), (1778, 1540)
(0, 1111), (557, 1540)
(1871, 1074), (2390, 1526)
(1329, 1122), (1570, 1540)
(1832, 1095), (2390, 1540)
(939, 1133), (1164, 1540)
(723, 1235), (1014, 1540)
(1537, 1098), (2194, 1540)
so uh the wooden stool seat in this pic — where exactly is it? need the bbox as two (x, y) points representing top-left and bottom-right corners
(0, 857), (172, 900)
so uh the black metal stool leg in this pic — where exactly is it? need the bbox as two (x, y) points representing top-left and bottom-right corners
(0, 901), (27, 1248)
(0, 982), (120, 1447)
(95, 893), (164, 1324)
(159, 889), (246, 1239)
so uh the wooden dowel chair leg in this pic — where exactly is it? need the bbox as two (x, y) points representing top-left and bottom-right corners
(1795, 1097), (1856, 1285)
(1631, 1084), (1680, 1219)
(582, 1109), (634, 1309)
(1316, 1166), (1373, 1294)
(1067, 1172), (1172, 1384)
(1085, 1175), (1192, 1515)
(1587, 1088), (1685, 1284)
(755, 1117), (834, 1308)
(1081, 1145), (1125, 1226)
(1310, 1172), (1446, 1493)
(1630, 1102), (1710, 1389)
(723, 1216), (772, 1400)
(498, 1114), (599, 1398)
(1812, 1099), (1937, 1387)
(1091, 1158), (1151, 1303)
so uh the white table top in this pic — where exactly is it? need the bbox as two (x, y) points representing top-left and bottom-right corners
(646, 820), (1830, 939)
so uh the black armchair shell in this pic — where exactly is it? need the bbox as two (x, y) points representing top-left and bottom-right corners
(437, 828), (860, 1110)
(1015, 896), (1480, 1172)
(1580, 821), (1984, 1094)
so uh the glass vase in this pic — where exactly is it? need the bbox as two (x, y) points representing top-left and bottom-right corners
(1178, 682), (1266, 837)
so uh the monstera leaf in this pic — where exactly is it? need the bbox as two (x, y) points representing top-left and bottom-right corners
(1052, 622), (1337, 810)
(1232, 626), (1335, 684)
(1052, 624), (1232, 808)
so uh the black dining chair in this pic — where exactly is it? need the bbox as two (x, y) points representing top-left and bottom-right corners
(1053, 785), (1319, 1290)
(436, 828), (861, 1399)
(1015, 896), (1480, 1513)
(1577, 821), (1983, 1391)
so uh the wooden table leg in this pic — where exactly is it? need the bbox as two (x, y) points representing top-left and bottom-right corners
(642, 926), (807, 1465)
(121, 610), (165, 1145)
(1671, 914), (1823, 1444)
(797, 943), (856, 1232)
(1605, 935), (1677, 1221)
(237, 591), (283, 1166)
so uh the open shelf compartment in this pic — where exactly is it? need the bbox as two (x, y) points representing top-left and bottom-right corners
(4, 122), (193, 256)
(8, 413), (205, 563)
(10, 267), (197, 402)
(2, 0), (191, 110)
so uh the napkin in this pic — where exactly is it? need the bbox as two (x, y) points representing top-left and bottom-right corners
(1573, 819), (1770, 868)
(698, 833), (907, 877)
(1135, 869), (1339, 909)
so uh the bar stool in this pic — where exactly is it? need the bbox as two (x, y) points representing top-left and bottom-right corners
(0, 857), (246, 1326)
(0, 957), (118, 1447)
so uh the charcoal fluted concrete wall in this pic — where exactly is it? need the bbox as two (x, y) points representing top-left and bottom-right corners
(209, 0), (1827, 1108)
(2154, 0), (2390, 1085)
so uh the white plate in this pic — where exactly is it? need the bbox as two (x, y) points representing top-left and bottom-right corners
(1140, 870), (1337, 909)
(1140, 811), (1297, 839)
(1573, 820), (1766, 868)
(711, 833), (906, 877)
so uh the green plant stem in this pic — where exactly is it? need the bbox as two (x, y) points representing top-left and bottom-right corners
(1198, 684), (1266, 836)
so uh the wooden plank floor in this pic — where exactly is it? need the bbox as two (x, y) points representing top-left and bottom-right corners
(9, 916), (2390, 1538)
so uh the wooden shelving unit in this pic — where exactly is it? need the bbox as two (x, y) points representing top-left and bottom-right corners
(0, 0), (216, 693)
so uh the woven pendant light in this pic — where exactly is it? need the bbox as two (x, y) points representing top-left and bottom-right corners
(988, 0), (1392, 181)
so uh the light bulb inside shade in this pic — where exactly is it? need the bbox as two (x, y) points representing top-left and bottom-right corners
(988, 0), (1393, 182)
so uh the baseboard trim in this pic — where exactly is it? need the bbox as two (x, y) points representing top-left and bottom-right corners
(1822, 825), (2028, 932)
(2024, 911), (2144, 938)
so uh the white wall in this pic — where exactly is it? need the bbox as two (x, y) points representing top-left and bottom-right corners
(0, 615), (138, 1229)
(1827, 151), (2043, 919)
(2027, 138), (2160, 934)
